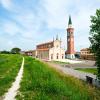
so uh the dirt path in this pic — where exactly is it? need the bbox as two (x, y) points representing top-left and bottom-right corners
(3, 57), (24, 100)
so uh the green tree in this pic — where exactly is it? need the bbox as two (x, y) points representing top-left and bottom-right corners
(89, 9), (100, 80)
(11, 47), (21, 54)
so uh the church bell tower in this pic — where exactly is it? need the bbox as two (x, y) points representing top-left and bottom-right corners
(66, 16), (75, 59)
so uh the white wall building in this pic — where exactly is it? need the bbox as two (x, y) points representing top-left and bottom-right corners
(30, 37), (65, 61)
(49, 39), (65, 61)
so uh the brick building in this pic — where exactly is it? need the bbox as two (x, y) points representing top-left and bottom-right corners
(80, 48), (95, 60)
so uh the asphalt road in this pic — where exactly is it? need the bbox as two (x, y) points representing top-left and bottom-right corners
(60, 60), (96, 69)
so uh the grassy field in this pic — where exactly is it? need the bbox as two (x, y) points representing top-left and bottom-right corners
(75, 68), (97, 75)
(17, 57), (100, 100)
(0, 54), (22, 96)
(52, 61), (70, 64)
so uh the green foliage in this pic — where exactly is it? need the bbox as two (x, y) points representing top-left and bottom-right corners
(0, 51), (10, 54)
(89, 9), (100, 80)
(0, 54), (22, 96)
(11, 47), (21, 54)
(16, 57), (100, 100)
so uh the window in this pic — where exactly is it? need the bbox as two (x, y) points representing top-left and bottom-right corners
(56, 53), (59, 59)
(62, 54), (64, 59)
(56, 45), (59, 48)
(51, 54), (53, 59)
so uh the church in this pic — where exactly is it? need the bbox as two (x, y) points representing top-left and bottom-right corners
(32, 36), (65, 61)
(25, 16), (75, 60)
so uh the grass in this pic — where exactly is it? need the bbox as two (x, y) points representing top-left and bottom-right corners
(52, 61), (70, 64)
(0, 54), (22, 96)
(75, 68), (97, 75)
(17, 57), (100, 100)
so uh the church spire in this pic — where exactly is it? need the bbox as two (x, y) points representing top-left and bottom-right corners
(56, 34), (58, 40)
(68, 15), (72, 25)
(68, 15), (72, 28)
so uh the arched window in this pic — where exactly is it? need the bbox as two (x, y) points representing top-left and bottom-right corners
(51, 54), (53, 59)
(56, 53), (59, 59)
(62, 54), (64, 59)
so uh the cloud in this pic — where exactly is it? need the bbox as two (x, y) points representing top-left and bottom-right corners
(0, 0), (100, 51)
(38, 0), (69, 29)
(0, 0), (12, 10)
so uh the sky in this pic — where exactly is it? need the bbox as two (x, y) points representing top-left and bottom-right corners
(0, 0), (100, 51)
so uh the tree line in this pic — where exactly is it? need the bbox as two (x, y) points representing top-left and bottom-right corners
(0, 47), (21, 54)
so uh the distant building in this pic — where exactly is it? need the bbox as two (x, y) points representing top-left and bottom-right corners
(80, 48), (95, 60)
(25, 50), (33, 56)
(20, 51), (25, 55)
(75, 52), (81, 58)
(66, 16), (75, 59)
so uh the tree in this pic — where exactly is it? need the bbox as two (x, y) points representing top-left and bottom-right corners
(11, 47), (21, 54)
(89, 9), (100, 80)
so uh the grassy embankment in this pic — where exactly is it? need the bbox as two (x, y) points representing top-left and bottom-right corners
(75, 68), (97, 75)
(17, 57), (100, 100)
(0, 54), (22, 96)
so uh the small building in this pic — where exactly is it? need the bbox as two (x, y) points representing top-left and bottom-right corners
(80, 48), (95, 60)
(24, 50), (33, 56)
(75, 52), (81, 58)
(20, 51), (25, 55)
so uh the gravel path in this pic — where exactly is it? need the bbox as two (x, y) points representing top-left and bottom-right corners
(3, 57), (24, 100)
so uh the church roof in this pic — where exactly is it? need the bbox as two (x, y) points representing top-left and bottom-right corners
(37, 41), (53, 46)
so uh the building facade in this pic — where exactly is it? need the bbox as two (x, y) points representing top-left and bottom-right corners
(80, 48), (95, 60)
(36, 37), (65, 61)
(66, 16), (75, 59)
(49, 38), (65, 61)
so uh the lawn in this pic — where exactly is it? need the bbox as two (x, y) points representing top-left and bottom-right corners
(75, 68), (97, 75)
(16, 57), (100, 100)
(0, 54), (22, 96)
(52, 61), (70, 64)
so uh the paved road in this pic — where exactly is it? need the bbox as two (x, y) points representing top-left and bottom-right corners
(59, 60), (96, 69)
(47, 62), (96, 81)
